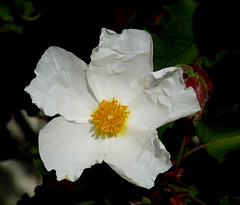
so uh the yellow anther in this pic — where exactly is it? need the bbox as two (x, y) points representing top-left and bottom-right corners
(91, 98), (130, 135)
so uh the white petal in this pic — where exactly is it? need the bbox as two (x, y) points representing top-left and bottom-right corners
(87, 28), (153, 101)
(25, 46), (97, 123)
(123, 67), (201, 129)
(103, 122), (172, 189)
(39, 117), (107, 182)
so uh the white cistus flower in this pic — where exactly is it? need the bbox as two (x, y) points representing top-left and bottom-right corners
(25, 28), (201, 189)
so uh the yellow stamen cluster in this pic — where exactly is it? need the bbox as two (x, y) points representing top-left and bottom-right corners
(91, 98), (130, 135)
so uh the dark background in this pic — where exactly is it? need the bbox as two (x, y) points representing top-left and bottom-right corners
(1, 0), (240, 204)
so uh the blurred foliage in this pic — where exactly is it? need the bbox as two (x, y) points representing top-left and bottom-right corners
(0, 2), (23, 33)
(150, 0), (200, 70)
(0, 0), (40, 33)
(0, 0), (240, 204)
(194, 105), (240, 162)
(218, 196), (240, 205)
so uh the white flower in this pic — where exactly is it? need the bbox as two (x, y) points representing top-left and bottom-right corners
(25, 28), (200, 189)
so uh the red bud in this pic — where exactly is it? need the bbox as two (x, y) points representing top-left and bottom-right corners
(177, 64), (213, 121)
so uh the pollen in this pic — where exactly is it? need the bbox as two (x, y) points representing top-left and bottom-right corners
(91, 97), (130, 135)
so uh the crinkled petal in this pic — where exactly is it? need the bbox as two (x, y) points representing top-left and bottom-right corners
(123, 67), (201, 129)
(39, 117), (107, 182)
(103, 122), (171, 189)
(87, 28), (153, 101)
(25, 46), (97, 123)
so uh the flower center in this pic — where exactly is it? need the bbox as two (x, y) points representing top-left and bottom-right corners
(91, 97), (130, 135)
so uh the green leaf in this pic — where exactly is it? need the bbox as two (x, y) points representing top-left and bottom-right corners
(194, 105), (240, 162)
(0, 23), (23, 33)
(0, 3), (14, 22)
(157, 121), (175, 140)
(149, 0), (200, 70)
(33, 158), (48, 177)
(77, 200), (96, 205)
(0, 2), (24, 33)
(141, 197), (152, 204)
(25, 145), (48, 176)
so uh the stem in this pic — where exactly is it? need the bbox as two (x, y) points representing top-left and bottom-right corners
(180, 144), (206, 163)
(186, 195), (208, 205)
(194, 56), (203, 66)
